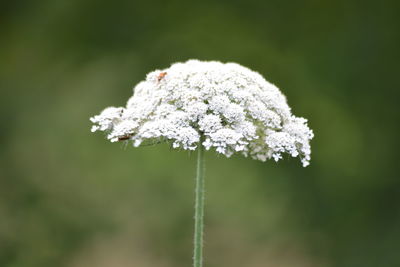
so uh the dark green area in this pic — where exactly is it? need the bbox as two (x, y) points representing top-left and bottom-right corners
(1, 1), (399, 266)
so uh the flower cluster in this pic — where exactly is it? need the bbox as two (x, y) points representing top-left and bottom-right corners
(90, 60), (313, 166)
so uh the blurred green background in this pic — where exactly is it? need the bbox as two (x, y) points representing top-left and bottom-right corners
(1, 0), (399, 266)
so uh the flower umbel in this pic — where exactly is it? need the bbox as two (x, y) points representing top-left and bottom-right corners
(90, 60), (313, 166)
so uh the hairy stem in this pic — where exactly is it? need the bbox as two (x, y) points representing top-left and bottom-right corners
(193, 137), (205, 267)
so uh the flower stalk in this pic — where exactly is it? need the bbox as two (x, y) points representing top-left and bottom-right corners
(193, 136), (205, 267)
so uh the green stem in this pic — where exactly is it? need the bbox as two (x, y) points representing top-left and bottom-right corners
(193, 137), (205, 267)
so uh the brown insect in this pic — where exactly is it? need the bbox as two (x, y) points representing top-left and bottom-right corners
(118, 136), (131, 141)
(157, 71), (167, 82)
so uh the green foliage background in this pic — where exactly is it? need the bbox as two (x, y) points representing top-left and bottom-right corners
(1, 1), (399, 266)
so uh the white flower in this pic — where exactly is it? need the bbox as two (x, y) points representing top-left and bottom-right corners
(90, 59), (314, 166)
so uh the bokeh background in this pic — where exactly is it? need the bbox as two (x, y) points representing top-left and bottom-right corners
(1, 0), (399, 266)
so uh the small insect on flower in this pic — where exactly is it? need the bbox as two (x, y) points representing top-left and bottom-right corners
(157, 71), (167, 82)
(118, 136), (131, 141)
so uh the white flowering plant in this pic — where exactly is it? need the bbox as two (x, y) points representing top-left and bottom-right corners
(91, 60), (313, 166)
(90, 60), (313, 267)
